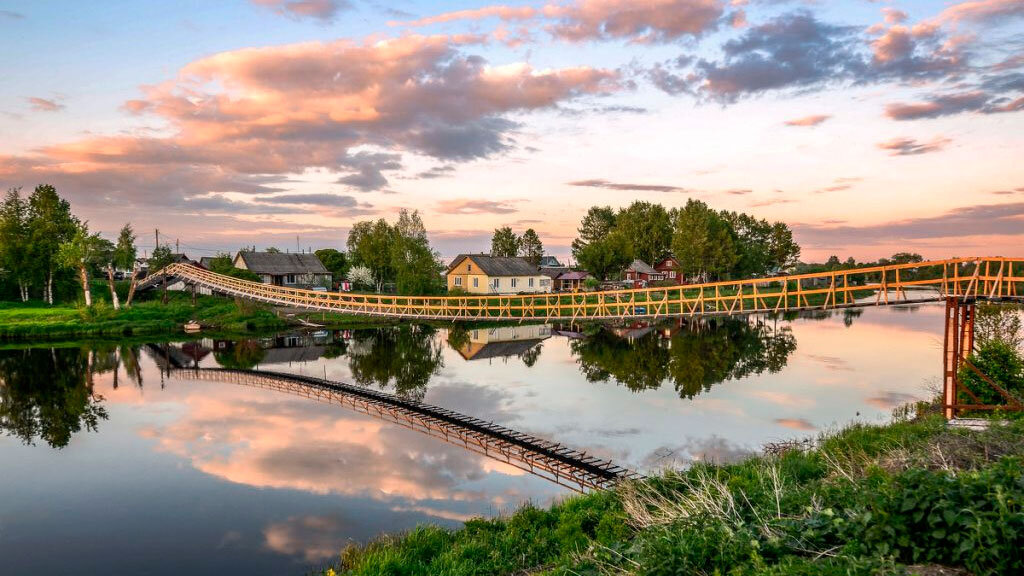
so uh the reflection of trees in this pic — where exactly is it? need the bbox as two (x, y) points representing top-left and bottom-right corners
(0, 347), (109, 448)
(348, 326), (443, 400)
(521, 344), (543, 367)
(570, 319), (796, 398)
(571, 329), (668, 391)
(214, 340), (266, 370)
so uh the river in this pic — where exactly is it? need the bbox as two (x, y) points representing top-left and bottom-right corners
(0, 304), (945, 574)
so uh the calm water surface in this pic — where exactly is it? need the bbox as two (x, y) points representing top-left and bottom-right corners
(0, 305), (946, 574)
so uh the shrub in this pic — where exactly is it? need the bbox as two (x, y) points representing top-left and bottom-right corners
(959, 341), (1024, 406)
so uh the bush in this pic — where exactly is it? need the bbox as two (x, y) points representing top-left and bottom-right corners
(959, 341), (1024, 406)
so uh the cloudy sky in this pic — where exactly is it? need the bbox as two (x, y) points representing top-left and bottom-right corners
(1, 0), (1022, 261)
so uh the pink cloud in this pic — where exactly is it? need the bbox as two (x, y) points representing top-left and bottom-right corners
(394, 5), (537, 27)
(436, 199), (519, 215)
(546, 0), (725, 43)
(876, 136), (951, 156)
(935, 0), (1024, 24)
(784, 114), (830, 127)
(26, 96), (64, 112)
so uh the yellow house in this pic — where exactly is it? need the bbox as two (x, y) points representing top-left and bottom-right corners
(446, 254), (552, 294)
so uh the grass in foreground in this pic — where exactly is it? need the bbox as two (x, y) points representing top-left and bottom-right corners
(323, 413), (1024, 576)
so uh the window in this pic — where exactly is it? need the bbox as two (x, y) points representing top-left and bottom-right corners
(492, 278), (500, 289)
(473, 277), (479, 288)
(511, 278), (518, 288)
(540, 278), (550, 286)
(454, 276), (462, 286)
(528, 277), (534, 287)
(468, 263), (473, 272)
(286, 274), (296, 284)
(669, 271), (676, 278)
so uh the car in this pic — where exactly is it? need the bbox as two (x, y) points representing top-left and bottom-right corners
(311, 286), (328, 292)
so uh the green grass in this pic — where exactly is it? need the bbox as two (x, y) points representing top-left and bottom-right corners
(323, 413), (1024, 576)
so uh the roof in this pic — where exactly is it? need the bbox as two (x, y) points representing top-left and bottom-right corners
(540, 266), (570, 279)
(558, 271), (591, 281)
(198, 257), (216, 269)
(447, 254), (540, 277)
(654, 256), (679, 268)
(458, 339), (544, 361)
(626, 259), (658, 275)
(236, 251), (329, 275)
(539, 256), (562, 267)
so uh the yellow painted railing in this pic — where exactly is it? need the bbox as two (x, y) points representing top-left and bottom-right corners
(147, 257), (1024, 321)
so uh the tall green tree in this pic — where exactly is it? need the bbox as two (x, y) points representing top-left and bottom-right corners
(27, 184), (79, 304)
(490, 226), (520, 258)
(671, 199), (738, 281)
(571, 206), (616, 262)
(0, 188), (31, 301)
(767, 222), (801, 272)
(615, 201), (672, 265)
(576, 231), (632, 280)
(114, 224), (139, 308)
(519, 228), (544, 266)
(391, 210), (443, 295)
(347, 219), (396, 292)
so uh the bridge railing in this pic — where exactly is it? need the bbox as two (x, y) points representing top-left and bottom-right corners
(149, 257), (1024, 320)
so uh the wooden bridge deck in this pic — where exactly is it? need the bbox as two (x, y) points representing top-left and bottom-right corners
(171, 367), (642, 492)
(142, 257), (1024, 321)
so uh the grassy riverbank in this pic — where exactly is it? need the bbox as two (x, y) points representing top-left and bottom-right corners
(324, 411), (1023, 575)
(0, 285), (394, 341)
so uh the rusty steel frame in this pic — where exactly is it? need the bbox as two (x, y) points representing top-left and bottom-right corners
(943, 297), (1024, 419)
(141, 257), (1024, 322)
(171, 368), (641, 492)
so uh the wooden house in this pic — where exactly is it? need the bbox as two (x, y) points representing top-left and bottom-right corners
(624, 259), (666, 285)
(446, 254), (551, 294)
(233, 251), (331, 288)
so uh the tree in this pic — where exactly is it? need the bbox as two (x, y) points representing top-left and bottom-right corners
(571, 206), (616, 262)
(315, 248), (349, 285)
(615, 201), (672, 265)
(265, 247), (281, 253)
(0, 188), (31, 301)
(576, 231), (632, 280)
(57, 223), (109, 307)
(519, 228), (544, 266)
(27, 185), (79, 304)
(347, 219), (395, 292)
(674, 200), (741, 280)
(148, 245), (176, 304)
(114, 223), (137, 308)
(491, 226), (520, 258)
(767, 222), (801, 272)
(347, 265), (374, 289)
(391, 210), (443, 295)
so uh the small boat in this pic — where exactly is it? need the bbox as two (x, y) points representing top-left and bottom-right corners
(184, 321), (202, 333)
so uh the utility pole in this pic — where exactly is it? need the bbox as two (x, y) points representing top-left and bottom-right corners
(155, 228), (160, 249)
(296, 235), (300, 253)
(176, 238), (180, 253)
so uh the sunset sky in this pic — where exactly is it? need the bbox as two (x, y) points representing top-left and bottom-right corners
(1, 0), (1022, 262)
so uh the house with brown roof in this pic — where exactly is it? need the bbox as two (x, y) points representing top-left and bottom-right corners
(654, 255), (683, 284)
(624, 259), (666, 285)
(446, 254), (552, 294)
(233, 251), (331, 288)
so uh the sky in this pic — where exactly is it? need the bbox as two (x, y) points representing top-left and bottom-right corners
(1, 0), (1023, 263)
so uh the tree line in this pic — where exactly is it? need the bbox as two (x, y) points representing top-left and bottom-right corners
(1, 185), (142, 308)
(571, 199), (801, 281)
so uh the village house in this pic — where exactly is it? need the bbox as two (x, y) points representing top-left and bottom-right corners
(654, 255), (683, 284)
(455, 324), (551, 362)
(538, 255), (562, 267)
(446, 254), (552, 294)
(624, 259), (666, 286)
(233, 251), (332, 288)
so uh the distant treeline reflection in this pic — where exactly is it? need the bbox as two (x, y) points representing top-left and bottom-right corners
(570, 317), (798, 398)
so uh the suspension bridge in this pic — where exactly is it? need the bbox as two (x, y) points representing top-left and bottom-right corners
(166, 367), (641, 492)
(141, 256), (1024, 321)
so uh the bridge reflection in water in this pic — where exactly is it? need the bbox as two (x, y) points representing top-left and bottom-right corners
(169, 367), (642, 493)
